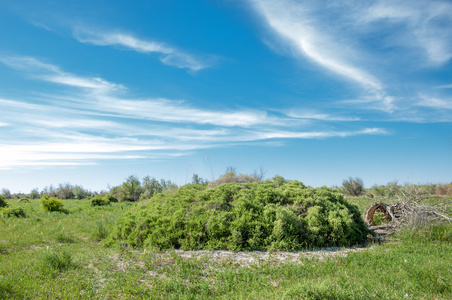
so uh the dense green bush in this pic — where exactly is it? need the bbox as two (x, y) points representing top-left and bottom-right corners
(40, 196), (67, 213)
(106, 194), (118, 203)
(1, 207), (27, 218)
(90, 195), (111, 206)
(109, 180), (368, 251)
(0, 195), (7, 208)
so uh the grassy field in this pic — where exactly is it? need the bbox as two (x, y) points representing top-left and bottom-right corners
(1, 196), (451, 299)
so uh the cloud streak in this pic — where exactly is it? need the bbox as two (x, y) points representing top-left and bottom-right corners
(249, 0), (382, 91)
(74, 28), (217, 71)
(0, 55), (388, 169)
(0, 56), (124, 93)
(417, 95), (452, 110)
(363, 0), (452, 65)
(248, 0), (452, 116)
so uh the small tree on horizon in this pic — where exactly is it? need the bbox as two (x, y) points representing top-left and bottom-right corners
(121, 175), (143, 202)
(142, 176), (162, 199)
(1, 188), (11, 199)
(342, 177), (365, 196)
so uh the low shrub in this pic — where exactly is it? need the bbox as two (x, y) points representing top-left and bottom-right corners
(106, 194), (118, 203)
(40, 196), (67, 213)
(341, 177), (365, 196)
(0, 195), (7, 208)
(91, 220), (109, 241)
(90, 195), (111, 206)
(41, 250), (74, 272)
(110, 180), (369, 251)
(2, 207), (27, 218)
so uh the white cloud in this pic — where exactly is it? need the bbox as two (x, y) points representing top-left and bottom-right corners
(1, 56), (295, 127)
(253, 128), (388, 140)
(0, 56), (124, 93)
(437, 84), (452, 89)
(0, 55), (391, 169)
(74, 29), (216, 71)
(287, 110), (361, 121)
(75, 31), (172, 54)
(248, 0), (452, 116)
(418, 95), (452, 110)
(94, 95), (277, 127)
(249, 0), (382, 91)
(364, 0), (452, 65)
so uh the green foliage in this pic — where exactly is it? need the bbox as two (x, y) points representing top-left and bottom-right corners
(1, 188), (11, 199)
(29, 188), (39, 199)
(111, 175), (144, 202)
(398, 223), (452, 243)
(111, 180), (369, 251)
(90, 195), (111, 206)
(269, 175), (288, 187)
(40, 195), (67, 213)
(1, 207), (27, 218)
(0, 196), (451, 299)
(341, 177), (365, 196)
(106, 194), (118, 203)
(122, 175), (143, 202)
(141, 176), (178, 200)
(91, 220), (109, 241)
(73, 186), (88, 199)
(41, 250), (74, 273)
(56, 183), (75, 199)
(192, 174), (206, 185)
(0, 195), (8, 208)
(142, 176), (163, 199)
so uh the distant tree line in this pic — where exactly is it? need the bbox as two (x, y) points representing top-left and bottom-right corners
(0, 175), (179, 202)
(340, 177), (452, 198)
(1, 184), (95, 200)
(109, 175), (178, 202)
(1, 172), (451, 201)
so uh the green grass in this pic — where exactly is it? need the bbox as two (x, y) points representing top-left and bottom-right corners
(1, 197), (451, 299)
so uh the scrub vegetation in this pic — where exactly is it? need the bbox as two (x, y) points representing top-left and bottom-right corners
(109, 179), (368, 251)
(0, 174), (451, 299)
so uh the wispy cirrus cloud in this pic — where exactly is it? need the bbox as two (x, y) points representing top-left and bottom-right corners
(437, 84), (452, 89)
(0, 55), (292, 128)
(0, 55), (388, 169)
(0, 56), (124, 93)
(363, 0), (452, 65)
(73, 28), (218, 71)
(417, 95), (452, 110)
(249, 0), (382, 91)
(248, 0), (452, 116)
(252, 127), (387, 140)
(286, 110), (361, 122)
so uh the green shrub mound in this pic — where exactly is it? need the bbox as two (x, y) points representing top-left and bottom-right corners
(2, 207), (27, 218)
(106, 195), (118, 203)
(90, 195), (111, 206)
(110, 181), (369, 251)
(40, 196), (67, 213)
(0, 195), (7, 208)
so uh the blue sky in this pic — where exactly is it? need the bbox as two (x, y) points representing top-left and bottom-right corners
(0, 0), (451, 193)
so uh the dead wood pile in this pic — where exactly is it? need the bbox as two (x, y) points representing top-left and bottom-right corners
(364, 186), (452, 232)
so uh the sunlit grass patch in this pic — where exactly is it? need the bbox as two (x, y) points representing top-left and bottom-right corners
(40, 250), (75, 273)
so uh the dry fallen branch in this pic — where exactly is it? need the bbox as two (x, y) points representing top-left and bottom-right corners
(364, 187), (452, 232)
